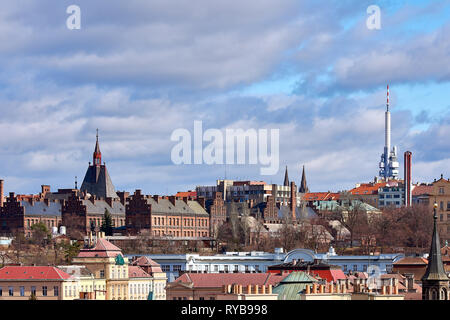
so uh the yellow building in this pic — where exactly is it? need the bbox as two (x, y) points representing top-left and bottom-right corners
(72, 236), (130, 300)
(0, 266), (79, 300)
(129, 256), (167, 300)
(57, 265), (107, 300)
(128, 266), (152, 300)
(430, 176), (450, 242)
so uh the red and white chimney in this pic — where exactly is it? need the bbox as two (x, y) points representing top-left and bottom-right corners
(0, 179), (4, 207)
(404, 151), (412, 207)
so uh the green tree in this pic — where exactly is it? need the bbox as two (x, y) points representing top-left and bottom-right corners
(30, 222), (51, 246)
(101, 209), (113, 236)
(62, 241), (81, 263)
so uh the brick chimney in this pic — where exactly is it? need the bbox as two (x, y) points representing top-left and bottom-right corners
(169, 196), (176, 206)
(41, 185), (50, 197)
(290, 181), (296, 220)
(117, 191), (129, 205)
(0, 179), (4, 207)
(105, 197), (113, 207)
(197, 197), (206, 209)
(152, 195), (160, 203)
(405, 273), (414, 291)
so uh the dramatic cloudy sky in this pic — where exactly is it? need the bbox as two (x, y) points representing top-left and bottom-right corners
(1, 0), (450, 195)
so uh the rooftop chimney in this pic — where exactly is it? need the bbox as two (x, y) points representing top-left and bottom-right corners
(0, 179), (4, 207)
(290, 181), (296, 220)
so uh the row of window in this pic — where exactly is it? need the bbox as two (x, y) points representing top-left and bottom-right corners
(162, 264), (261, 273)
(173, 296), (215, 300)
(379, 194), (401, 199)
(88, 218), (125, 227)
(153, 217), (208, 227)
(129, 283), (151, 295)
(0, 286), (58, 297)
(110, 266), (127, 279)
(437, 201), (450, 211)
(152, 230), (208, 237)
(26, 219), (60, 228)
(341, 264), (392, 273)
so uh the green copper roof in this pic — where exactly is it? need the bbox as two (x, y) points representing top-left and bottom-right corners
(115, 254), (125, 266)
(273, 272), (318, 300)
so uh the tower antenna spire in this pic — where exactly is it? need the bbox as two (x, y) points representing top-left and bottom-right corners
(387, 84), (389, 111)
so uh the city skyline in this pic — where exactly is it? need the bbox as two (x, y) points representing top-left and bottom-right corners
(1, 1), (450, 195)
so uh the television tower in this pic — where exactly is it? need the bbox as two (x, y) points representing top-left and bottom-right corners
(379, 85), (399, 180)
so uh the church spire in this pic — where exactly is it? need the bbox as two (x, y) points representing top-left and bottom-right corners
(93, 129), (102, 166)
(283, 166), (289, 186)
(421, 202), (449, 300)
(299, 165), (309, 193)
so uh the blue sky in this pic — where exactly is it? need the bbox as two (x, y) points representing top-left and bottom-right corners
(0, 0), (450, 195)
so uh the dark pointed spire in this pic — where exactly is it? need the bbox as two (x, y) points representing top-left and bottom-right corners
(283, 166), (289, 186)
(422, 203), (449, 282)
(299, 165), (309, 193)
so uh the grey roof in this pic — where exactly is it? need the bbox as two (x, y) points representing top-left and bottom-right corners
(80, 164), (119, 199)
(57, 265), (94, 278)
(145, 198), (208, 216)
(283, 166), (289, 186)
(299, 165), (309, 193)
(20, 201), (62, 216)
(81, 199), (125, 216)
(422, 212), (450, 281)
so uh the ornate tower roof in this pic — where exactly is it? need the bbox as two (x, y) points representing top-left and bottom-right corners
(299, 165), (309, 193)
(422, 203), (449, 282)
(283, 166), (289, 186)
(80, 131), (118, 199)
(93, 128), (102, 166)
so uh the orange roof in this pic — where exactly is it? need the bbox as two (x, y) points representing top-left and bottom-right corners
(175, 191), (197, 198)
(349, 182), (386, 196)
(128, 266), (151, 278)
(303, 192), (340, 201)
(412, 185), (433, 196)
(77, 238), (122, 258)
(393, 257), (428, 265)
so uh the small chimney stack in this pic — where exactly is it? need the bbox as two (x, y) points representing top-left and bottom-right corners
(0, 179), (4, 207)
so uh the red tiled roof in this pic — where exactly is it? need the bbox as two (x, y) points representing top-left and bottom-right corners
(128, 266), (151, 278)
(393, 257), (428, 265)
(0, 266), (70, 280)
(412, 185), (433, 196)
(174, 273), (287, 288)
(77, 238), (122, 258)
(349, 183), (386, 196)
(175, 191), (197, 198)
(303, 192), (340, 201)
(131, 256), (163, 273)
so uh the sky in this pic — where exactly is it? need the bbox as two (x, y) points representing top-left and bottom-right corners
(1, 0), (450, 195)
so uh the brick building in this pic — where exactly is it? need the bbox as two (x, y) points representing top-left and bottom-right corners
(205, 192), (227, 238)
(125, 190), (210, 239)
(62, 192), (125, 239)
(0, 192), (63, 237)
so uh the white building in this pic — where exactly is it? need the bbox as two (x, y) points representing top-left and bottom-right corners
(126, 248), (286, 282)
(284, 247), (404, 275)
